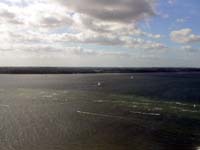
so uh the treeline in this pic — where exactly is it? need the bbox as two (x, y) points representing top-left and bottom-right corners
(0, 67), (200, 74)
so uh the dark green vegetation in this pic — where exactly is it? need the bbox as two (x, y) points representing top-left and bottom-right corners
(0, 73), (200, 150)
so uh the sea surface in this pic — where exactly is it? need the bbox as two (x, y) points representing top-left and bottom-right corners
(0, 73), (200, 150)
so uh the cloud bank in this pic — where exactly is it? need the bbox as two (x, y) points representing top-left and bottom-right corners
(0, 0), (199, 67)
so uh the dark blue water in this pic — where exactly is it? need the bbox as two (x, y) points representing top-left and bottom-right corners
(1, 73), (200, 103)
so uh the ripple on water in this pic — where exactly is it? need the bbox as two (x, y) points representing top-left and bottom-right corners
(153, 107), (163, 111)
(93, 100), (104, 103)
(181, 109), (198, 113)
(0, 104), (9, 108)
(42, 95), (53, 98)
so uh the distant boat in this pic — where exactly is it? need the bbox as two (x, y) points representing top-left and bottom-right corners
(130, 76), (134, 79)
(97, 82), (101, 87)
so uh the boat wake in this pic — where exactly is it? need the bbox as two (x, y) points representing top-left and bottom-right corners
(77, 110), (125, 119)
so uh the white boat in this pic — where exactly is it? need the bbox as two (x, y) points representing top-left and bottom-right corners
(97, 82), (101, 87)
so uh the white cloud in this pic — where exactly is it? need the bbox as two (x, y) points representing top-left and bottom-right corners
(0, 0), (169, 67)
(0, 0), (161, 39)
(176, 18), (187, 23)
(48, 31), (165, 49)
(54, 0), (156, 23)
(170, 28), (200, 44)
(0, 30), (165, 52)
(0, 42), (130, 59)
(0, 4), (24, 25)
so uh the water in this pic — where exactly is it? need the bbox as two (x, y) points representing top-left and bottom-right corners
(0, 73), (200, 150)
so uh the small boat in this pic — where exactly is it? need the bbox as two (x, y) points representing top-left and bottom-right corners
(97, 82), (101, 87)
(130, 76), (134, 79)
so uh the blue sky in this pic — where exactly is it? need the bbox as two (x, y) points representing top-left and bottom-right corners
(0, 0), (200, 67)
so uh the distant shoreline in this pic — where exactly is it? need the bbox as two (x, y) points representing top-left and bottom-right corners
(0, 67), (200, 74)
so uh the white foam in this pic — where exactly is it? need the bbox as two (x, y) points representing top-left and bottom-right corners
(77, 111), (125, 119)
(153, 107), (163, 111)
(175, 102), (188, 106)
(132, 105), (138, 108)
(0, 104), (9, 108)
(181, 109), (198, 113)
(130, 111), (160, 116)
(131, 102), (150, 105)
(93, 100), (104, 103)
(42, 95), (53, 98)
(52, 93), (58, 96)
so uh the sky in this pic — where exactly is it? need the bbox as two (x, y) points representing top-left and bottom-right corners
(0, 0), (200, 67)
